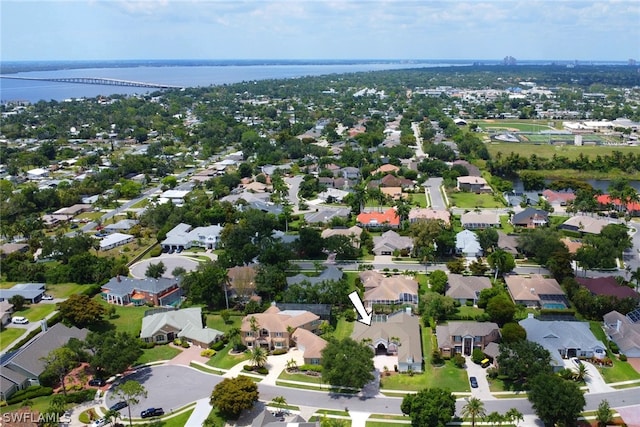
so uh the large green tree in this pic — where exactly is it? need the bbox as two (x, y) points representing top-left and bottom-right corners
(497, 341), (553, 386)
(401, 387), (456, 427)
(485, 294), (516, 326)
(462, 397), (486, 427)
(180, 261), (228, 309)
(40, 347), (78, 396)
(321, 338), (374, 389)
(528, 374), (585, 427)
(58, 294), (106, 327)
(85, 331), (143, 378)
(487, 249), (515, 279)
(428, 270), (448, 294)
(210, 376), (259, 420)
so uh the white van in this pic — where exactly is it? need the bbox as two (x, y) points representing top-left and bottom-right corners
(12, 316), (29, 324)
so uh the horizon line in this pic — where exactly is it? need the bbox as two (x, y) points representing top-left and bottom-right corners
(0, 58), (635, 63)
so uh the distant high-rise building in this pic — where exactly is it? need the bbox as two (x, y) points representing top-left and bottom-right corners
(503, 56), (517, 66)
(629, 58), (637, 66)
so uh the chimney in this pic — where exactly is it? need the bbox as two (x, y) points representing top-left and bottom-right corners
(530, 288), (535, 294)
(117, 275), (121, 282)
(616, 319), (621, 333)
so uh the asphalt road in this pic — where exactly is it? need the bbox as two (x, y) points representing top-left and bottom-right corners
(104, 365), (640, 418)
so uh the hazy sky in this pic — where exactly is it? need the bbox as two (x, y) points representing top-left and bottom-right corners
(1, 0), (638, 62)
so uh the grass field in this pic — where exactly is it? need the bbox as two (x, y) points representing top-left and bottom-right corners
(18, 303), (56, 322)
(46, 282), (88, 298)
(93, 298), (148, 335)
(486, 143), (640, 161)
(0, 328), (26, 351)
(478, 121), (556, 132)
(410, 193), (427, 208)
(206, 344), (251, 369)
(135, 345), (183, 365)
(447, 191), (505, 209)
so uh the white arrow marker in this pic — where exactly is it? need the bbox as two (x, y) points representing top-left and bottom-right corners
(348, 291), (372, 326)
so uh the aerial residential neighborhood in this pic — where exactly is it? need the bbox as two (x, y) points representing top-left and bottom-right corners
(1, 61), (640, 427)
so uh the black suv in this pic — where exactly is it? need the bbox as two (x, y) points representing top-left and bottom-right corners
(141, 408), (165, 418)
(88, 378), (105, 387)
(109, 401), (128, 411)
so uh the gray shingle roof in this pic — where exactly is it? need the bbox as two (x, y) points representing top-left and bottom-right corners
(102, 276), (177, 298)
(286, 266), (343, 286)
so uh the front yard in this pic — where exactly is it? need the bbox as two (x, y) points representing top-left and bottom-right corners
(447, 190), (505, 209)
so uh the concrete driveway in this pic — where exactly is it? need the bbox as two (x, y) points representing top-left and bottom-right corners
(465, 356), (495, 400)
(129, 255), (201, 279)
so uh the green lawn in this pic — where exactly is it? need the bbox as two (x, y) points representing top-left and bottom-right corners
(92, 298), (148, 335)
(0, 395), (54, 414)
(447, 191), (504, 209)
(366, 421), (411, 426)
(500, 216), (515, 234)
(477, 119), (557, 132)
(135, 345), (183, 365)
(45, 282), (88, 298)
(151, 408), (195, 427)
(18, 303), (56, 322)
(278, 370), (324, 386)
(206, 312), (242, 333)
(206, 344), (250, 370)
(0, 328), (27, 351)
(454, 305), (484, 320)
(328, 317), (354, 341)
(410, 193), (427, 208)
(486, 143), (640, 162)
(588, 321), (640, 383)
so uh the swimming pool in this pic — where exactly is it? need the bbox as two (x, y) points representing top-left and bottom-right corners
(543, 303), (567, 309)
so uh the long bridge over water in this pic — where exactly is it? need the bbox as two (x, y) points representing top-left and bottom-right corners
(0, 75), (183, 89)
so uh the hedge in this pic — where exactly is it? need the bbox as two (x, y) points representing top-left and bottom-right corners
(64, 389), (96, 404)
(210, 340), (225, 351)
(299, 364), (323, 372)
(7, 386), (53, 405)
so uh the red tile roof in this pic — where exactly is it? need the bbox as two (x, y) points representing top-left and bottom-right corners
(596, 194), (640, 212)
(356, 208), (400, 227)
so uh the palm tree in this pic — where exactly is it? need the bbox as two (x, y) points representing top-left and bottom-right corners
(462, 397), (486, 427)
(485, 411), (505, 427)
(573, 362), (589, 382)
(505, 408), (524, 426)
(250, 346), (268, 369)
(272, 395), (287, 410)
(285, 358), (298, 371)
(630, 267), (640, 292)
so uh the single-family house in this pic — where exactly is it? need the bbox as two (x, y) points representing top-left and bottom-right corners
(560, 215), (614, 235)
(372, 230), (413, 256)
(99, 232), (134, 251)
(321, 226), (363, 248)
(603, 309), (640, 358)
(104, 219), (139, 234)
(542, 189), (575, 207)
(408, 208), (451, 226)
(456, 176), (492, 193)
(304, 207), (350, 225)
(436, 321), (500, 357)
(519, 314), (606, 371)
(0, 283), (46, 304)
(575, 277), (640, 300)
(596, 194), (640, 215)
(380, 174), (413, 188)
(455, 230), (482, 257)
(286, 266), (344, 287)
(292, 328), (327, 365)
(158, 189), (190, 206)
(0, 323), (87, 400)
(240, 305), (321, 351)
(340, 167), (361, 180)
(53, 204), (93, 217)
(0, 243), (29, 258)
(505, 274), (567, 308)
(380, 187), (407, 200)
(317, 188), (349, 203)
(460, 212), (500, 229)
(161, 223), (223, 251)
(356, 208), (400, 229)
(497, 232), (519, 256)
(140, 307), (223, 348)
(360, 270), (418, 310)
(372, 164), (400, 175)
(101, 276), (182, 307)
(352, 311), (423, 372)
(0, 300), (14, 326)
(26, 168), (49, 180)
(445, 274), (492, 305)
(511, 207), (549, 228)
(561, 237), (583, 254)
(452, 160), (481, 176)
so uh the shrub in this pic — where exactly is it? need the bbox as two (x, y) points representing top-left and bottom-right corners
(180, 340), (190, 348)
(139, 340), (156, 349)
(431, 350), (444, 365)
(272, 349), (287, 356)
(472, 348), (485, 364)
(609, 340), (620, 354)
(299, 364), (323, 372)
(344, 310), (356, 322)
(65, 389), (96, 404)
(619, 354), (627, 362)
(256, 367), (268, 375)
(201, 349), (216, 358)
(465, 300), (474, 306)
(173, 338), (182, 346)
(243, 365), (255, 372)
(453, 354), (466, 368)
(7, 386), (53, 405)
(233, 343), (247, 352)
(210, 341), (225, 351)
(149, 246), (162, 257)
(487, 367), (499, 379)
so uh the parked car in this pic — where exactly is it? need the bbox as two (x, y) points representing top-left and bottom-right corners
(91, 418), (107, 427)
(11, 316), (28, 324)
(469, 376), (478, 388)
(41, 294), (54, 300)
(109, 401), (128, 411)
(88, 378), (105, 387)
(141, 408), (165, 418)
(571, 357), (583, 367)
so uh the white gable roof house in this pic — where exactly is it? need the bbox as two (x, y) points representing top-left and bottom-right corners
(27, 168), (49, 180)
(455, 229), (482, 258)
(161, 223), (223, 250)
(99, 233), (134, 251)
(140, 307), (223, 348)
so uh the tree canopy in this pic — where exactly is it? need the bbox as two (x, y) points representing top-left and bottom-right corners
(210, 376), (259, 419)
(58, 294), (106, 327)
(321, 338), (374, 389)
(528, 374), (585, 427)
(497, 341), (553, 386)
(85, 331), (143, 378)
(401, 387), (457, 427)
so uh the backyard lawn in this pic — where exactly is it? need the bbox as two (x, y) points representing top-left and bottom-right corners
(447, 191), (504, 209)
(0, 328), (26, 351)
(328, 317), (354, 341)
(93, 298), (148, 335)
(135, 344), (183, 365)
(206, 312), (242, 333)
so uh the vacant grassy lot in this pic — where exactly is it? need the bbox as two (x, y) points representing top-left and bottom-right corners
(135, 345), (183, 365)
(447, 191), (505, 209)
(410, 192), (427, 208)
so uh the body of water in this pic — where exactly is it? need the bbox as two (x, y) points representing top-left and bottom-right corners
(0, 62), (465, 103)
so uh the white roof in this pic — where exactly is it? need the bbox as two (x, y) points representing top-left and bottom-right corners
(99, 233), (133, 249)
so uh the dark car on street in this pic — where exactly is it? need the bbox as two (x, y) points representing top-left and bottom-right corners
(469, 376), (478, 388)
(109, 401), (128, 411)
(141, 408), (165, 418)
